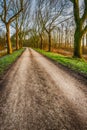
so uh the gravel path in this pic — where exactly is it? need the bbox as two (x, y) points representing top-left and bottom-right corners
(0, 48), (87, 130)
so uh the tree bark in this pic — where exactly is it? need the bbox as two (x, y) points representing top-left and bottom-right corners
(16, 18), (19, 50)
(19, 33), (23, 48)
(48, 32), (51, 52)
(86, 34), (87, 47)
(82, 36), (85, 54)
(40, 35), (43, 49)
(16, 29), (19, 50)
(6, 23), (12, 54)
(73, 28), (82, 58)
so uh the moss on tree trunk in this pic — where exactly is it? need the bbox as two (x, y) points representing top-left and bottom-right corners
(71, 0), (87, 58)
(73, 28), (82, 58)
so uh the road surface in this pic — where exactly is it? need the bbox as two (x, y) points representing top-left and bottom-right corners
(0, 48), (87, 130)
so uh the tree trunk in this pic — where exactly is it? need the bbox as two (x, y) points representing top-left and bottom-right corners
(82, 36), (85, 54)
(40, 35), (43, 49)
(86, 34), (87, 47)
(73, 28), (82, 58)
(16, 30), (19, 50)
(16, 18), (19, 50)
(19, 34), (23, 48)
(6, 23), (12, 54)
(59, 30), (61, 47)
(71, 0), (87, 58)
(48, 32), (51, 52)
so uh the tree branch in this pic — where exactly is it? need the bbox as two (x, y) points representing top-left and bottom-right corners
(8, 8), (23, 23)
(82, 25), (87, 35)
(69, 0), (74, 3)
(0, 14), (6, 23)
(73, 0), (80, 24)
(81, 0), (87, 24)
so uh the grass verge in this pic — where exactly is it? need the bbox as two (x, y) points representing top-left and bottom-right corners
(35, 48), (87, 75)
(0, 48), (25, 76)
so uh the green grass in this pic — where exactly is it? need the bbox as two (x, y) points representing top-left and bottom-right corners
(35, 49), (87, 75)
(0, 48), (25, 75)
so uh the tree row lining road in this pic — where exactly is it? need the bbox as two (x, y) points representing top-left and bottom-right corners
(0, 48), (15, 56)
(0, 48), (87, 130)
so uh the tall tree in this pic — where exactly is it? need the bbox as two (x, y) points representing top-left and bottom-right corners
(70, 0), (87, 58)
(36, 0), (66, 52)
(12, 0), (30, 50)
(0, 0), (23, 54)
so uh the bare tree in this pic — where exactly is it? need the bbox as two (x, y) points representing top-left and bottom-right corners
(36, 0), (66, 51)
(11, 0), (31, 50)
(0, 0), (23, 54)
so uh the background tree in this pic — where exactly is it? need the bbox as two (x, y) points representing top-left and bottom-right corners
(11, 0), (31, 50)
(36, 0), (66, 52)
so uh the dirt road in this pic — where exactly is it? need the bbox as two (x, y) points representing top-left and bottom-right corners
(0, 48), (87, 130)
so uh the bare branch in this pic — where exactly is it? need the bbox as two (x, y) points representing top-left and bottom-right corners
(9, 8), (23, 23)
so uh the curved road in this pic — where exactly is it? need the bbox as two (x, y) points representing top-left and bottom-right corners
(0, 48), (87, 130)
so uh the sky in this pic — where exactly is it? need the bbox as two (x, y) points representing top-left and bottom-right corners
(0, 0), (85, 36)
